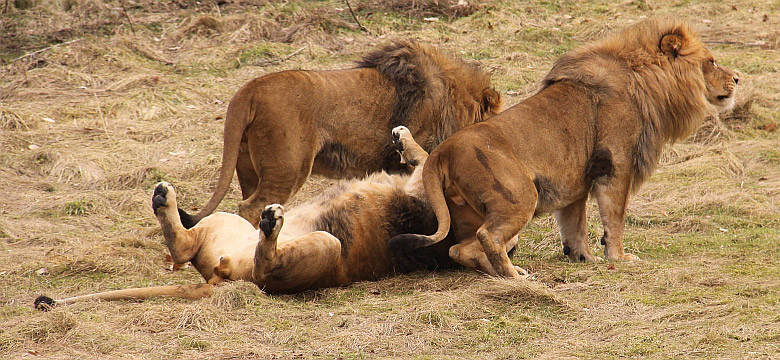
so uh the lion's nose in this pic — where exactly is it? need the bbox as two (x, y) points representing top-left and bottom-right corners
(733, 76), (739, 85)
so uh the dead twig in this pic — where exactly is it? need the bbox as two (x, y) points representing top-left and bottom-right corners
(13, 38), (83, 63)
(118, 0), (136, 35)
(344, 0), (370, 33)
(704, 40), (767, 47)
(252, 46), (307, 67)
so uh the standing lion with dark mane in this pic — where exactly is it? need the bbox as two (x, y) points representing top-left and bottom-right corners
(179, 40), (503, 228)
(389, 19), (739, 277)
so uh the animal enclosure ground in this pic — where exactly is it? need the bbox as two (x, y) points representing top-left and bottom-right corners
(1, 0), (779, 358)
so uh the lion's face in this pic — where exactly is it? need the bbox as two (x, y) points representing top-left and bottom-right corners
(701, 53), (738, 112)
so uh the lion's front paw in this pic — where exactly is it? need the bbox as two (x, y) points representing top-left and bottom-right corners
(152, 182), (175, 213)
(392, 126), (421, 166)
(514, 266), (529, 276)
(260, 204), (284, 237)
(392, 126), (410, 163)
(605, 252), (640, 262)
(621, 253), (640, 261)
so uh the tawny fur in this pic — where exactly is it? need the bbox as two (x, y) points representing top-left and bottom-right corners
(389, 19), (739, 277)
(35, 128), (490, 307)
(182, 40), (503, 228)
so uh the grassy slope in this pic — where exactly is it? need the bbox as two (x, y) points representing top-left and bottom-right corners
(1, 0), (779, 358)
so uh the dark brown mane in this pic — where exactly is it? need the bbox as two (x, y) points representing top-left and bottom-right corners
(542, 19), (712, 191)
(357, 40), (493, 150)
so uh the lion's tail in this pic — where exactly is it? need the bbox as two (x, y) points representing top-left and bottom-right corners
(388, 151), (451, 251)
(34, 284), (214, 311)
(183, 87), (254, 229)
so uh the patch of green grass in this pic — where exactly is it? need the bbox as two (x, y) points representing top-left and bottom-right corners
(178, 336), (212, 351)
(462, 48), (499, 60)
(758, 148), (780, 164)
(63, 200), (94, 216)
(142, 167), (173, 188)
(237, 42), (297, 67)
(362, 11), (423, 32)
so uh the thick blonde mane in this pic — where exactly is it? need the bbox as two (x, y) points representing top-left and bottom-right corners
(543, 19), (713, 190)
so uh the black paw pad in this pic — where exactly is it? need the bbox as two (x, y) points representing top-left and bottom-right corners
(260, 208), (278, 237)
(600, 233), (607, 246)
(152, 184), (168, 213)
(34, 295), (55, 311)
(392, 133), (404, 153)
(562, 245), (571, 255)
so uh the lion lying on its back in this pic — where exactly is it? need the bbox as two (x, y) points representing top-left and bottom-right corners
(36, 127), (520, 308)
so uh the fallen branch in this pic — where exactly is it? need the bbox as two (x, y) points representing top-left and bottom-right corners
(704, 39), (767, 47)
(13, 38), (83, 63)
(345, 0), (370, 33)
(252, 46), (307, 67)
(118, 0), (136, 35)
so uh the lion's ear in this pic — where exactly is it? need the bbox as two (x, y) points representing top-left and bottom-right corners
(660, 34), (683, 58)
(482, 88), (503, 114)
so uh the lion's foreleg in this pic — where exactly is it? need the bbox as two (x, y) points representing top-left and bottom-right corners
(252, 205), (341, 292)
(554, 197), (602, 262)
(152, 182), (200, 264)
(253, 204), (285, 282)
(593, 178), (640, 261)
(392, 126), (430, 198)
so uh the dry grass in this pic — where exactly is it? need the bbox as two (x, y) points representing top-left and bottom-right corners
(1, 0), (779, 358)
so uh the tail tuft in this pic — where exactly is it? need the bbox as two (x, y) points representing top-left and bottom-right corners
(34, 295), (55, 311)
(388, 234), (433, 252)
(178, 208), (199, 229)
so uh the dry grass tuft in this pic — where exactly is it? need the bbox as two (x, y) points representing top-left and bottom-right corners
(476, 277), (565, 308)
(49, 156), (105, 187)
(116, 36), (174, 65)
(0, 309), (76, 351)
(104, 166), (167, 190)
(357, 0), (480, 19)
(207, 281), (267, 310)
(173, 15), (223, 41)
(0, 106), (31, 130)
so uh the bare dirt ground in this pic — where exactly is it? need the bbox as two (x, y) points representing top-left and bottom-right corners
(1, 0), (779, 358)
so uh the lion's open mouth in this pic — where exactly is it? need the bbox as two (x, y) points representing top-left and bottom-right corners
(717, 95), (730, 101)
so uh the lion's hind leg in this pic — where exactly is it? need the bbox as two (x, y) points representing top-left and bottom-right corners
(239, 130), (315, 227)
(463, 163), (538, 278)
(253, 204), (342, 293)
(448, 237), (528, 276)
(153, 182), (200, 264)
(554, 197), (602, 262)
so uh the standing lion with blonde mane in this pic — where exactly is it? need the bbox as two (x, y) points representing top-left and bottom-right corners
(389, 19), (739, 277)
(179, 40), (503, 228)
